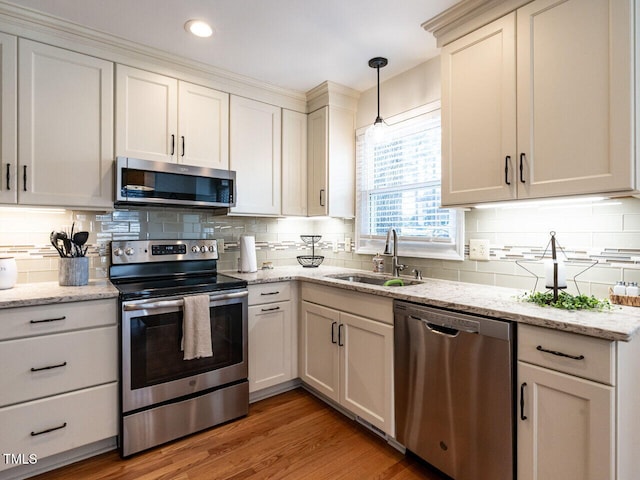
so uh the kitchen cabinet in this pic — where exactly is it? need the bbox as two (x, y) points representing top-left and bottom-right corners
(307, 106), (355, 218)
(116, 65), (229, 168)
(0, 299), (118, 476)
(281, 109), (307, 216)
(247, 282), (296, 395)
(441, 0), (634, 206)
(0, 32), (16, 204)
(230, 95), (282, 215)
(300, 283), (393, 435)
(17, 39), (113, 208)
(517, 324), (640, 480)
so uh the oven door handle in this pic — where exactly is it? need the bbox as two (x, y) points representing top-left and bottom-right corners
(123, 290), (248, 311)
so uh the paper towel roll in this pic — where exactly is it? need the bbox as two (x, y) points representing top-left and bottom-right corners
(239, 235), (257, 273)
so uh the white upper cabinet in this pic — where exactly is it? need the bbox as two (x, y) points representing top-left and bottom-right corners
(281, 109), (308, 216)
(0, 33), (16, 204)
(177, 81), (229, 169)
(307, 106), (355, 217)
(441, 0), (634, 206)
(230, 95), (282, 215)
(18, 39), (113, 208)
(116, 65), (229, 168)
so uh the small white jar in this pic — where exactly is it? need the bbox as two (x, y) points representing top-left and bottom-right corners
(613, 281), (627, 296)
(626, 282), (639, 296)
(0, 257), (17, 290)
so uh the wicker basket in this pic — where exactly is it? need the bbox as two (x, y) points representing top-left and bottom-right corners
(608, 288), (640, 307)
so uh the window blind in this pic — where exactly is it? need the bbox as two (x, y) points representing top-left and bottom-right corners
(356, 107), (459, 251)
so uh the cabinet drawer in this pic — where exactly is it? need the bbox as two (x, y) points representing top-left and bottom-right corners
(0, 299), (117, 341)
(0, 382), (117, 472)
(0, 326), (117, 407)
(518, 324), (615, 385)
(248, 282), (291, 305)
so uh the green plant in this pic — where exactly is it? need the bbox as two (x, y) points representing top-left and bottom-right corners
(521, 291), (612, 311)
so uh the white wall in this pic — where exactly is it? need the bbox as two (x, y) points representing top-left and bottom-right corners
(356, 56), (441, 129)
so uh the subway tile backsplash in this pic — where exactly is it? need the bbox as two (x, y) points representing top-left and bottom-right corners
(1, 197), (640, 299)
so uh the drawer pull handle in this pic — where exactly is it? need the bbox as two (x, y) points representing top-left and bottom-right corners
(520, 383), (527, 420)
(30, 361), (67, 372)
(260, 306), (280, 312)
(536, 345), (585, 361)
(331, 321), (337, 344)
(505, 156), (511, 185)
(260, 291), (280, 296)
(338, 323), (344, 347)
(30, 316), (66, 324)
(31, 422), (67, 437)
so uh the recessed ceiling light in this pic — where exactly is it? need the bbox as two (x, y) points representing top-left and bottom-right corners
(184, 20), (213, 38)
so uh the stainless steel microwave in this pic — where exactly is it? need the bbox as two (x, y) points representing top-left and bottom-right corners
(115, 157), (236, 209)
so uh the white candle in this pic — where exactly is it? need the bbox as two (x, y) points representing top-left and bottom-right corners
(545, 259), (567, 289)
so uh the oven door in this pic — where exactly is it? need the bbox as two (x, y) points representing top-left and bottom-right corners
(121, 289), (248, 413)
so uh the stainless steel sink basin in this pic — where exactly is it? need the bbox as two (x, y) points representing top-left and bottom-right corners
(326, 274), (422, 287)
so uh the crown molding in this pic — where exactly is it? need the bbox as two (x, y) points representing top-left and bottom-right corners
(0, 1), (308, 111)
(421, 0), (532, 47)
(306, 81), (360, 113)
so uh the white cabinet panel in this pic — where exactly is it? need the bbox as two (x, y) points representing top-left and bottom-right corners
(116, 65), (177, 162)
(0, 33), (16, 204)
(230, 96), (281, 215)
(18, 39), (113, 208)
(178, 81), (229, 169)
(518, 362), (614, 480)
(282, 109), (307, 216)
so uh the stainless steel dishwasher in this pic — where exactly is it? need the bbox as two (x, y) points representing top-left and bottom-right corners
(394, 300), (515, 480)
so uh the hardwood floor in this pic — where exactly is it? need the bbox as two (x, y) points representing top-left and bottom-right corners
(32, 388), (448, 480)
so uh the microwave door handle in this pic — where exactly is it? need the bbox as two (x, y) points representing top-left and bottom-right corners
(123, 290), (248, 311)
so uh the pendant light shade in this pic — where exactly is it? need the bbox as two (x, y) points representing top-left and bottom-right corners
(366, 57), (388, 142)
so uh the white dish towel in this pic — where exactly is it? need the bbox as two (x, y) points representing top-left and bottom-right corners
(181, 294), (213, 360)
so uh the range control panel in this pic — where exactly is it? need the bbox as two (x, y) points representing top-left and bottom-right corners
(111, 239), (219, 264)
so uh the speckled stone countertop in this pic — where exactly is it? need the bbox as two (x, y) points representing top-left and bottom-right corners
(0, 280), (119, 309)
(226, 265), (640, 342)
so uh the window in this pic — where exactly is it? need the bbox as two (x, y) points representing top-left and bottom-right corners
(355, 101), (464, 260)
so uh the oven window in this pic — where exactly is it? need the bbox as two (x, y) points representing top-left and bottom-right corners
(129, 303), (243, 389)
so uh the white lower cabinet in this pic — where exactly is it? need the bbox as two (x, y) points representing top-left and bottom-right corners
(300, 284), (394, 436)
(517, 324), (640, 480)
(0, 299), (118, 475)
(248, 282), (296, 394)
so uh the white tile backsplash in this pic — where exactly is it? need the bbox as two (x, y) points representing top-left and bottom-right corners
(2, 197), (640, 297)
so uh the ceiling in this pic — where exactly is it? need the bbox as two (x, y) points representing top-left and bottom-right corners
(5, 0), (459, 93)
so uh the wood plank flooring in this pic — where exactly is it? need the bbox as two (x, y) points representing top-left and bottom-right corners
(32, 388), (448, 480)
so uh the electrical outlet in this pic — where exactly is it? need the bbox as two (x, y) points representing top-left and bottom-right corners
(217, 238), (225, 253)
(345, 237), (352, 253)
(469, 239), (490, 261)
(332, 240), (338, 253)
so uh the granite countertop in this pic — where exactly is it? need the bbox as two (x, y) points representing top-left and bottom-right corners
(0, 280), (119, 309)
(226, 265), (640, 342)
(1, 266), (638, 342)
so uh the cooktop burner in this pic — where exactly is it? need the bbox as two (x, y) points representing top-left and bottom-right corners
(109, 239), (247, 300)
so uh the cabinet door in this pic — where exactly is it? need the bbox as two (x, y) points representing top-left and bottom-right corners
(18, 40), (113, 207)
(230, 96), (281, 215)
(518, 362), (614, 480)
(516, 0), (633, 198)
(178, 81), (229, 169)
(307, 107), (328, 216)
(115, 65), (177, 163)
(441, 13), (517, 206)
(300, 301), (340, 402)
(248, 301), (293, 393)
(0, 33), (16, 204)
(282, 109), (307, 216)
(340, 312), (394, 435)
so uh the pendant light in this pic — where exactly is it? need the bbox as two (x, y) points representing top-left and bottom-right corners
(366, 57), (388, 142)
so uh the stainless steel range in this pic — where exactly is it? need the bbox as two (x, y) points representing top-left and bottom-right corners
(109, 239), (249, 457)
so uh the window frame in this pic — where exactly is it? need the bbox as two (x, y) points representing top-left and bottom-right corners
(355, 101), (464, 261)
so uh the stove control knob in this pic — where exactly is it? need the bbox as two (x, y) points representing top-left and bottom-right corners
(200, 245), (207, 253)
(191, 246), (199, 254)
(113, 248), (124, 257)
(125, 247), (135, 256)
(208, 245), (216, 252)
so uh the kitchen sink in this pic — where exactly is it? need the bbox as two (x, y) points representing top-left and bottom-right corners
(326, 274), (423, 287)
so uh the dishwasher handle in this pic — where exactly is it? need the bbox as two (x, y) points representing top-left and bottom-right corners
(409, 314), (479, 335)
(424, 321), (460, 338)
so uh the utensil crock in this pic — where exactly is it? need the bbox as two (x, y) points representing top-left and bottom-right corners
(0, 257), (18, 289)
